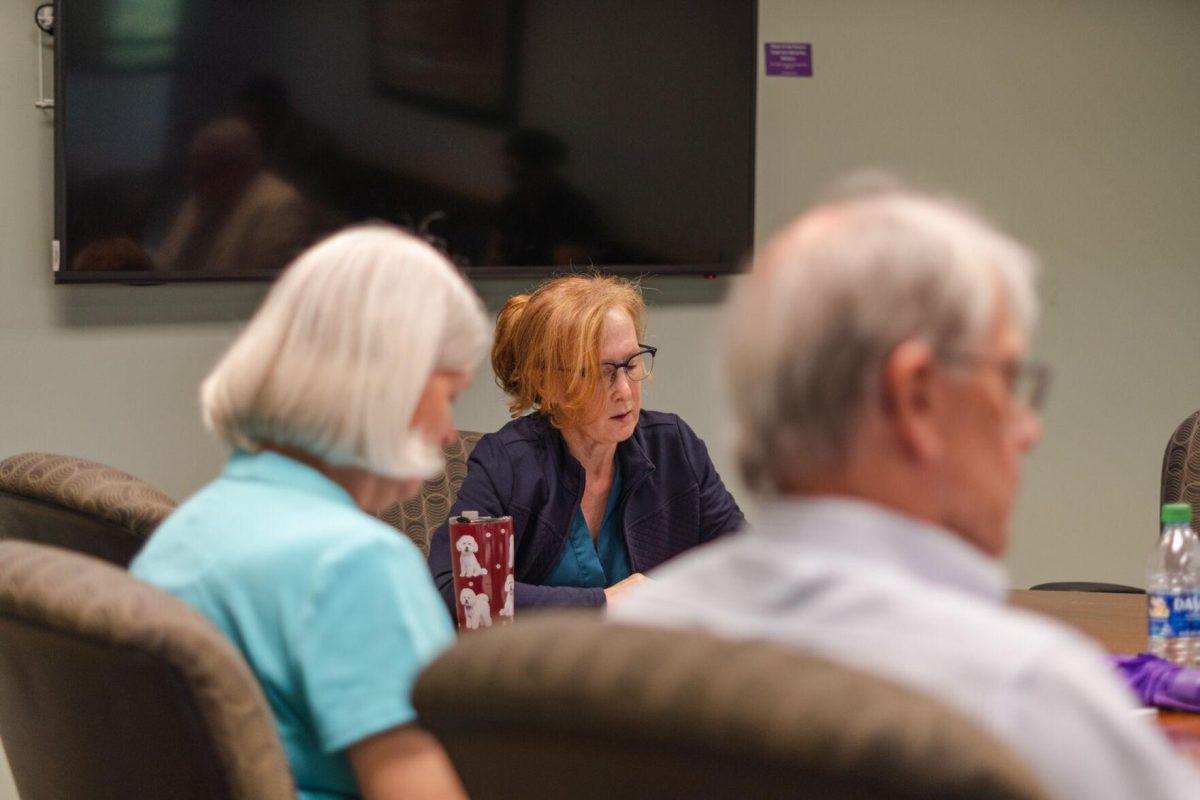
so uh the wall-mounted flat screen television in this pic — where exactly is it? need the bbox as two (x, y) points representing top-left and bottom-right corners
(55, 0), (756, 282)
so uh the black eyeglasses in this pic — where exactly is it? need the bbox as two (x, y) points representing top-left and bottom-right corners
(939, 352), (1052, 411)
(600, 345), (657, 387)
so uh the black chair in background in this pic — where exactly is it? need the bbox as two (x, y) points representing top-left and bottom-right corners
(1028, 582), (1143, 593)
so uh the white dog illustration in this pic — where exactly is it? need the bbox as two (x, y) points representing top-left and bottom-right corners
(499, 574), (515, 619)
(459, 587), (492, 630)
(456, 535), (488, 578)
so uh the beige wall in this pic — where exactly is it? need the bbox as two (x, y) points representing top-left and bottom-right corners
(2, 0), (1200, 794)
(757, 0), (1200, 589)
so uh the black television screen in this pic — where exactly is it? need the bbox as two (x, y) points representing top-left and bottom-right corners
(55, 0), (756, 282)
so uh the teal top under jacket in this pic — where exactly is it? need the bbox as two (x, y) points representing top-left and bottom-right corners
(541, 459), (633, 589)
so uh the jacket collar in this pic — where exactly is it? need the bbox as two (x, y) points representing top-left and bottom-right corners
(547, 414), (657, 497)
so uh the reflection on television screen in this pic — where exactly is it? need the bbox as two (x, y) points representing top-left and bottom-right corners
(58, 0), (755, 280)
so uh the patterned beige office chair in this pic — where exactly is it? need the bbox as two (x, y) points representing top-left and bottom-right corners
(0, 540), (294, 800)
(0, 452), (176, 566)
(414, 615), (1050, 800)
(1162, 409), (1200, 530)
(378, 430), (481, 555)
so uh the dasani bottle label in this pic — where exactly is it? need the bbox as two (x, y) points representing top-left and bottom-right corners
(1148, 592), (1200, 638)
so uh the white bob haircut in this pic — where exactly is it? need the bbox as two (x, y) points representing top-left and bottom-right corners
(201, 225), (489, 479)
(726, 184), (1039, 494)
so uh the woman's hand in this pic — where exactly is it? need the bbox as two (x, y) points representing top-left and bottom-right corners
(604, 573), (650, 605)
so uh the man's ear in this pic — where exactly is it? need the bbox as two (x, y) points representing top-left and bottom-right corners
(881, 340), (944, 463)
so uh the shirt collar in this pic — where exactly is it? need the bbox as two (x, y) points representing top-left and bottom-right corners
(750, 496), (1009, 604)
(222, 449), (358, 508)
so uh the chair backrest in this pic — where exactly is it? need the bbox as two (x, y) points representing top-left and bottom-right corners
(0, 540), (294, 800)
(0, 452), (176, 566)
(1162, 410), (1200, 531)
(414, 615), (1049, 800)
(378, 430), (481, 555)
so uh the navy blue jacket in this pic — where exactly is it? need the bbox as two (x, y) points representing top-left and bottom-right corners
(427, 410), (744, 615)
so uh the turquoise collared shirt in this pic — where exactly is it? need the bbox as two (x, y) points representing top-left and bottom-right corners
(543, 460), (633, 588)
(131, 450), (454, 800)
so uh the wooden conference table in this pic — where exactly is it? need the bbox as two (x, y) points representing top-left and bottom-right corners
(1010, 590), (1200, 762)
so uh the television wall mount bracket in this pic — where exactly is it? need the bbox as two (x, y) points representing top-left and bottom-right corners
(35, 4), (54, 110)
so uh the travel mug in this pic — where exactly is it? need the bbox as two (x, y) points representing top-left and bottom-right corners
(448, 512), (515, 630)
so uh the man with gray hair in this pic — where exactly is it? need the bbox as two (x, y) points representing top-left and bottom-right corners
(611, 187), (1199, 797)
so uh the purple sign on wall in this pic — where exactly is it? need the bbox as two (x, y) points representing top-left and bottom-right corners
(765, 42), (813, 77)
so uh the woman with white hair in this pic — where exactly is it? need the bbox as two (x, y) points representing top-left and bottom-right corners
(132, 226), (489, 800)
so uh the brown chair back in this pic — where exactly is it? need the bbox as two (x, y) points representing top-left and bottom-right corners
(378, 431), (481, 555)
(0, 452), (176, 566)
(1162, 410), (1200, 530)
(0, 540), (294, 800)
(414, 615), (1049, 800)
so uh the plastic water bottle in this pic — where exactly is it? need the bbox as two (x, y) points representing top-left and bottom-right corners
(1147, 502), (1200, 666)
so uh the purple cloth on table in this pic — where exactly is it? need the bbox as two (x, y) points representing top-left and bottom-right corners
(1111, 653), (1200, 712)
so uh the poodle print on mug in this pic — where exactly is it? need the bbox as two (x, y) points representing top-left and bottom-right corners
(456, 535), (489, 578)
(459, 587), (492, 629)
(499, 573), (515, 619)
(449, 513), (515, 631)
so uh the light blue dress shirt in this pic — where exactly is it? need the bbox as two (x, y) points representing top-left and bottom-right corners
(543, 460), (632, 588)
(613, 498), (1200, 800)
(131, 450), (454, 800)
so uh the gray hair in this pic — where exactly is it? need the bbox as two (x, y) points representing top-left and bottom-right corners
(726, 186), (1039, 493)
(201, 225), (489, 479)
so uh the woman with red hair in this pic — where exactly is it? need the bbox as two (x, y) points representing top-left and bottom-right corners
(427, 274), (744, 614)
